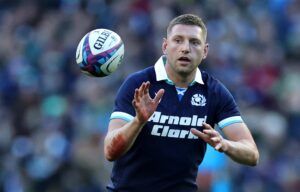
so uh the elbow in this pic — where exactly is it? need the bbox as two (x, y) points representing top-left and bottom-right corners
(249, 150), (260, 166)
(104, 133), (127, 161)
(104, 144), (123, 162)
(104, 140), (126, 162)
(104, 138), (117, 161)
(104, 147), (117, 162)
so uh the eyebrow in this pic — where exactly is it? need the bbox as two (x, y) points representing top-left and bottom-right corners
(171, 34), (201, 39)
(171, 35), (202, 42)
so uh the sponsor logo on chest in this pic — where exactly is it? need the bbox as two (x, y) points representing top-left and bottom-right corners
(148, 111), (207, 139)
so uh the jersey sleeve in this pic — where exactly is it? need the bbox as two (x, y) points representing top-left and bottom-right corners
(214, 82), (244, 129)
(110, 75), (138, 122)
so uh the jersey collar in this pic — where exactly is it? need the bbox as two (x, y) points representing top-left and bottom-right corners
(154, 55), (204, 85)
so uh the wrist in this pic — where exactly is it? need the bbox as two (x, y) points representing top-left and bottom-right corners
(220, 139), (229, 153)
(133, 116), (147, 127)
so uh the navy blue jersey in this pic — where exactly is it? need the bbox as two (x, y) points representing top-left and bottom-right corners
(107, 56), (243, 192)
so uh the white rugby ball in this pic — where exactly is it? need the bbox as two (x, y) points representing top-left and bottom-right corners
(76, 29), (124, 77)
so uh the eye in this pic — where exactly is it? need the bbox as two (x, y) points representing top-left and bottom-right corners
(173, 38), (182, 44)
(191, 40), (201, 46)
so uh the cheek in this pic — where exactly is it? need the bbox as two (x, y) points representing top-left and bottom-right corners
(194, 48), (205, 58)
(166, 45), (178, 56)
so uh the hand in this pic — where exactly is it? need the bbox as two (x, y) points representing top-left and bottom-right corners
(132, 81), (164, 124)
(191, 123), (227, 152)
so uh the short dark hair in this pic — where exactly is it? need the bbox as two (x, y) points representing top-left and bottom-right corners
(167, 14), (207, 40)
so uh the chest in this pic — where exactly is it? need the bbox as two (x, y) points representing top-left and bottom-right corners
(151, 83), (210, 117)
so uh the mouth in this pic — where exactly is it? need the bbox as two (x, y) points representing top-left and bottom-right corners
(178, 56), (191, 64)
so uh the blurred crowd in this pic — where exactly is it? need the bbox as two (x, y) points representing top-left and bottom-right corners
(0, 0), (299, 191)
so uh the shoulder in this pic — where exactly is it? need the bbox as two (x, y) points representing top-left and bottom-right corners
(117, 66), (155, 93)
(115, 67), (155, 102)
(125, 66), (155, 85)
(201, 70), (227, 93)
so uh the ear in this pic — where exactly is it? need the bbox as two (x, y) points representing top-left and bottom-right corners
(162, 38), (167, 55)
(202, 43), (209, 59)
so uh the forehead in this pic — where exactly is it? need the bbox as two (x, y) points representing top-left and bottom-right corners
(168, 24), (204, 39)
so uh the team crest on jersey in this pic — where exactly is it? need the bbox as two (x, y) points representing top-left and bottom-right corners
(191, 94), (206, 106)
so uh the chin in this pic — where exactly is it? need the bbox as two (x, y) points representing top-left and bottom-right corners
(177, 69), (192, 76)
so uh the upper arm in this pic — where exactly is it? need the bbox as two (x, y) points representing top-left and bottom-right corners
(112, 74), (138, 120)
(222, 123), (256, 146)
(212, 80), (253, 144)
(107, 74), (137, 134)
(212, 80), (242, 127)
(108, 118), (128, 133)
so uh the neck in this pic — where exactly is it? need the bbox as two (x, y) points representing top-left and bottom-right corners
(165, 65), (196, 88)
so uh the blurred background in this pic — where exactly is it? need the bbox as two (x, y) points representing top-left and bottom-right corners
(0, 0), (299, 191)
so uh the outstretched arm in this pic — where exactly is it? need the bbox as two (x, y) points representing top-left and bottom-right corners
(191, 122), (259, 166)
(104, 81), (164, 161)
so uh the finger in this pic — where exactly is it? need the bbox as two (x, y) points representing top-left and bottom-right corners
(203, 129), (217, 137)
(132, 100), (137, 108)
(153, 89), (165, 103)
(215, 143), (222, 151)
(203, 122), (213, 130)
(138, 82), (145, 98)
(134, 89), (140, 103)
(144, 81), (150, 95)
(139, 82), (146, 97)
(210, 137), (221, 143)
(191, 128), (209, 140)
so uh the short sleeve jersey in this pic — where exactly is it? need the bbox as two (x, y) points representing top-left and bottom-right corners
(107, 56), (243, 192)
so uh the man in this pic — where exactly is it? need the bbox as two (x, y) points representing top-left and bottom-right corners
(104, 14), (259, 192)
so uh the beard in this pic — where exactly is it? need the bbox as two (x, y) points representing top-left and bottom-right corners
(174, 62), (198, 77)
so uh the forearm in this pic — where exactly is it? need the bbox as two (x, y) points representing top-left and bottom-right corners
(104, 117), (145, 161)
(222, 139), (259, 166)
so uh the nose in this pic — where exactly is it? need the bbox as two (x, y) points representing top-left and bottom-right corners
(181, 41), (190, 54)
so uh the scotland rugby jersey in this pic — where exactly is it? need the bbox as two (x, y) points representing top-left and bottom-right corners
(107, 56), (243, 192)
